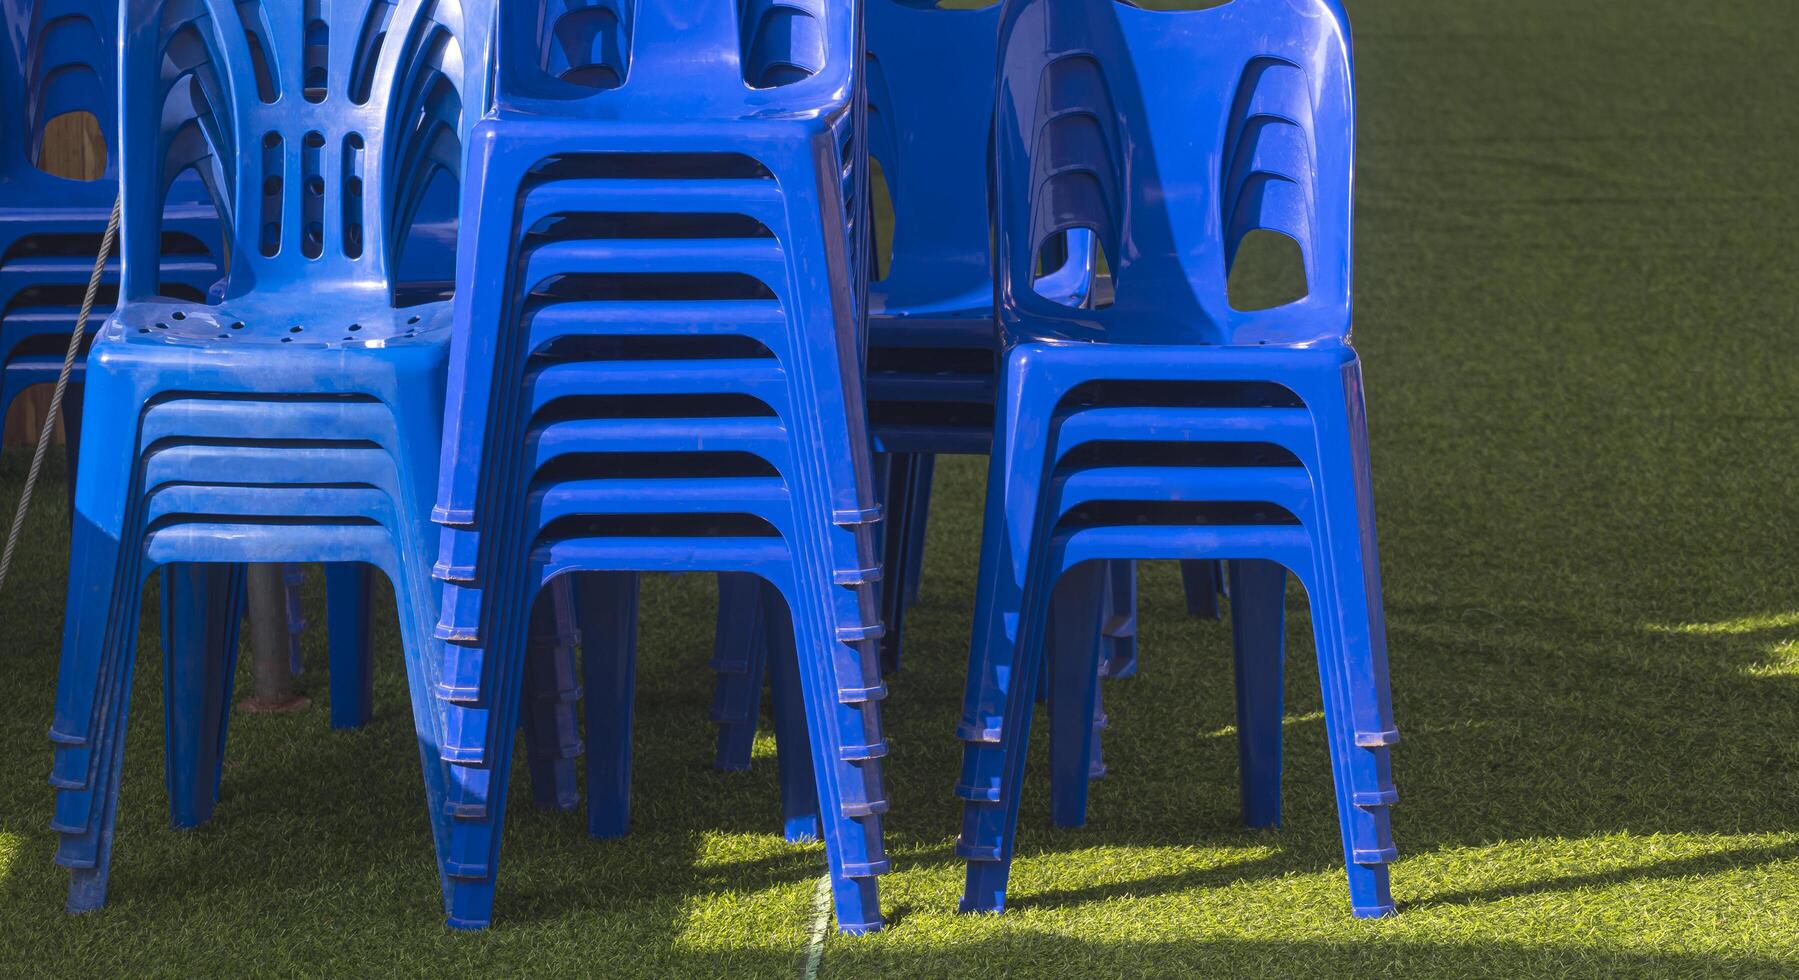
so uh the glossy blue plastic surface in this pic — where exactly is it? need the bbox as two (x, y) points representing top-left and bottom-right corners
(427, 0), (889, 934)
(0, 0), (221, 488)
(954, 0), (1399, 919)
(46, 0), (492, 923)
(707, 2), (1137, 795)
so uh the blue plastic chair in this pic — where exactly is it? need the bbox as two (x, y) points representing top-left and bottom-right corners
(708, 0), (1164, 797)
(0, 0), (221, 487)
(428, 0), (890, 933)
(954, 0), (1399, 919)
(46, 0), (494, 923)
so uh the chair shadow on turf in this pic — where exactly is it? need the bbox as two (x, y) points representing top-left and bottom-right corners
(0, 569), (827, 932)
(865, 487), (1799, 921)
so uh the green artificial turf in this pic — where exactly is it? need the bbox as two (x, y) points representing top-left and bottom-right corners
(6, 0), (1799, 975)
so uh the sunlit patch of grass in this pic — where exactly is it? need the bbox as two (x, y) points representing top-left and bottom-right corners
(1743, 639), (1799, 678)
(1648, 612), (1799, 636)
(1202, 711), (1324, 739)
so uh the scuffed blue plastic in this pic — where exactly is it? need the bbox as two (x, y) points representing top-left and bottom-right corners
(953, 0), (1400, 920)
(46, 0), (493, 924)
(427, 0), (890, 934)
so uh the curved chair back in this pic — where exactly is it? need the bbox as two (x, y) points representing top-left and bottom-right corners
(0, 0), (117, 184)
(994, 0), (1354, 347)
(495, 0), (857, 118)
(116, 0), (492, 304)
(864, 0), (999, 315)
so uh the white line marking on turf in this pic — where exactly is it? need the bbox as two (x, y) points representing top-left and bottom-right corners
(802, 873), (831, 979)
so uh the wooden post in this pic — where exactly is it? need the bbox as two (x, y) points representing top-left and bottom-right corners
(241, 564), (309, 713)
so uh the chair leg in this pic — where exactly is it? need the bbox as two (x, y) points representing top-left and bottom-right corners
(957, 543), (1061, 914)
(762, 580), (821, 843)
(1047, 561), (1107, 830)
(1228, 559), (1287, 829)
(324, 563), (374, 729)
(902, 453), (935, 610)
(780, 575), (887, 935)
(578, 572), (641, 839)
(1181, 559), (1225, 619)
(1100, 561), (1138, 679)
(710, 572), (767, 772)
(878, 452), (922, 674)
(392, 560), (505, 931)
(1305, 366), (1400, 919)
(160, 562), (246, 830)
(50, 518), (147, 913)
(522, 575), (582, 812)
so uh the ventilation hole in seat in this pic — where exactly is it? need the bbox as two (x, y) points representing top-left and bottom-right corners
(527, 153), (775, 182)
(1056, 499), (1298, 532)
(1228, 229), (1309, 311)
(1057, 440), (1303, 471)
(525, 212), (775, 241)
(1057, 380), (1304, 411)
(540, 513), (782, 540)
(532, 334), (776, 362)
(34, 111), (105, 181)
(533, 273), (777, 302)
(535, 393), (777, 423)
(536, 451), (780, 483)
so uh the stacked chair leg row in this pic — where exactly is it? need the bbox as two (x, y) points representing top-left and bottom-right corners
(32, 0), (1398, 932)
(426, 1), (889, 932)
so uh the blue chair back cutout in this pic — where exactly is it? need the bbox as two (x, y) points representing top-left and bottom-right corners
(0, 0), (117, 180)
(994, 0), (1353, 347)
(496, 0), (855, 115)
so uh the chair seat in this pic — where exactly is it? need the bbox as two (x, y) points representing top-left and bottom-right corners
(109, 296), (451, 350)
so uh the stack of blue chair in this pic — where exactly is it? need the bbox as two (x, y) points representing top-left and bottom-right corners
(428, 0), (891, 933)
(952, 0), (1399, 919)
(703, 0), (1249, 817)
(0, 0), (220, 481)
(47, 0), (495, 921)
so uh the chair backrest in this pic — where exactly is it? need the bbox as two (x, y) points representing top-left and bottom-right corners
(994, 0), (1354, 347)
(494, 0), (857, 118)
(864, 0), (999, 315)
(0, 0), (117, 183)
(117, 0), (493, 304)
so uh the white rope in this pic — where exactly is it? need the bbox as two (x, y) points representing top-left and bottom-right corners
(0, 195), (120, 596)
